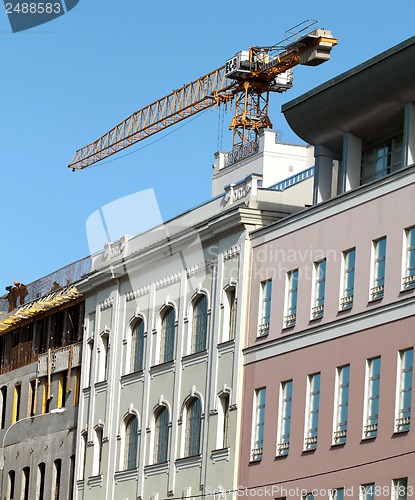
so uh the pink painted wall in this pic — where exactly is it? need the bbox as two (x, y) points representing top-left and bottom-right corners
(239, 317), (415, 496)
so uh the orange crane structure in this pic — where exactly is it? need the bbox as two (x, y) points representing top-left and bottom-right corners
(68, 19), (337, 171)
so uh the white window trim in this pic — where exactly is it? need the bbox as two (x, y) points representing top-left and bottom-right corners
(258, 280), (272, 336)
(402, 227), (415, 290)
(283, 270), (298, 328)
(362, 357), (380, 439)
(251, 388), (266, 461)
(339, 248), (355, 310)
(332, 365), (349, 445)
(394, 348), (413, 432)
(369, 237), (386, 301)
(276, 380), (292, 455)
(311, 261), (326, 320)
(304, 373), (320, 450)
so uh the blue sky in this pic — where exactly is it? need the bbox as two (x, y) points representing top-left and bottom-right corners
(1, 0), (414, 290)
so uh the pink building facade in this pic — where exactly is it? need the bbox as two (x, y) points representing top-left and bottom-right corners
(239, 36), (415, 499)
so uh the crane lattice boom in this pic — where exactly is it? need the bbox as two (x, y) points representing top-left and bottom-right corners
(69, 19), (337, 171)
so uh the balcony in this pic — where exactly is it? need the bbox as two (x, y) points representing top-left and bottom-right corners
(396, 416), (410, 431)
(38, 342), (82, 377)
(370, 285), (384, 300)
(333, 429), (347, 444)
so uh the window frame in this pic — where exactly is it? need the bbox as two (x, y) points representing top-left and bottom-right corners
(153, 405), (169, 464)
(123, 414), (139, 470)
(130, 318), (145, 373)
(191, 294), (208, 354)
(402, 226), (415, 290)
(311, 260), (326, 319)
(276, 380), (293, 455)
(251, 387), (266, 461)
(258, 280), (272, 336)
(333, 365), (350, 444)
(395, 348), (413, 432)
(184, 397), (202, 457)
(363, 356), (381, 438)
(370, 237), (386, 300)
(284, 270), (298, 328)
(160, 307), (176, 364)
(304, 372), (320, 450)
(340, 248), (355, 310)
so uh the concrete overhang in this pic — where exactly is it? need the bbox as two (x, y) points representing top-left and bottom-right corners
(282, 36), (415, 155)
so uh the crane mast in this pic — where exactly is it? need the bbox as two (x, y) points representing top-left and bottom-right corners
(69, 19), (337, 171)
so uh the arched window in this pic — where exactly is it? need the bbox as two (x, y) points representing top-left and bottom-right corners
(124, 415), (139, 470)
(130, 319), (145, 373)
(191, 295), (208, 353)
(160, 307), (175, 363)
(184, 398), (202, 457)
(154, 406), (169, 464)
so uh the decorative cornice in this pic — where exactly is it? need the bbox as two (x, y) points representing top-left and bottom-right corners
(223, 245), (241, 261)
(100, 297), (114, 311)
(186, 259), (216, 278)
(125, 285), (151, 302)
(155, 273), (181, 290)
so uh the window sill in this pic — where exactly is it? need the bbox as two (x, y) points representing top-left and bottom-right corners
(211, 447), (230, 463)
(302, 447), (317, 453)
(330, 441), (346, 448)
(144, 462), (169, 477)
(114, 468), (138, 484)
(368, 296), (383, 304)
(249, 457), (262, 464)
(182, 350), (208, 368)
(150, 360), (175, 378)
(393, 428), (410, 435)
(360, 435), (377, 442)
(175, 455), (202, 471)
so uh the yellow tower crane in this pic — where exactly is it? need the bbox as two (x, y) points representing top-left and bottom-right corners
(68, 19), (337, 171)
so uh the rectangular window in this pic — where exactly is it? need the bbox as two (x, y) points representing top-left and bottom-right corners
(340, 249), (355, 309)
(403, 227), (415, 289)
(251, 388), (266, 460)
(395, 348), (413, 432)
(304, 373), (320, 450)
(360, 135), (403, 185)
(363, 357), (381, 438)
(302, 494), (314, 500)
(7, 470), (15, 500)
(57, 373), (66, 409)
(12, 384), (21, 424)
(73, 367), (81, 407)
(370, 237), (386, 300)
(228, 288), (237, 341)
(277, 380), (292, 455)
(359, 484), (375, 500)
(28, 379), (37, 417)
(258, 280), (272, 335)
(284, 270), (298, 327)
(312, 260), (326, 319)
(331, 488), (345, 500)
(393, 478), (408, 500)
(333, 365), (350, 444)
(1, 386), (7, 429)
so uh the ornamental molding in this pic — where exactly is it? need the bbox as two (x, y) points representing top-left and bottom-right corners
(126, 285), (151, 302)
(155, 273), (181, 290)
(223, 245), (241, 261)
(186, 259), (216, 278)
(100, 297), (114, 311)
